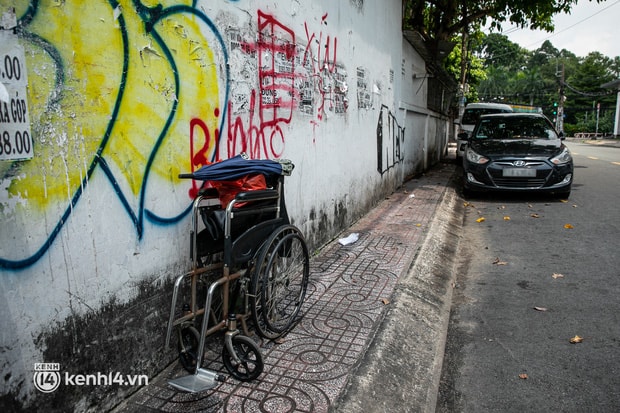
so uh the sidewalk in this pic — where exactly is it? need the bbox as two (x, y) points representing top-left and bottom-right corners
(568, 137), (620, 148)
(112, 160), (462, 413)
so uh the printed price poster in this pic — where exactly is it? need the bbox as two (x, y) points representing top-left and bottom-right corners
(0, 26), (34, 161)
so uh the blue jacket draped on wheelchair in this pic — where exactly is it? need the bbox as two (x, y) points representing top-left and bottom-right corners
(179, 153), (295, 266)
(179, 153), (294, 181)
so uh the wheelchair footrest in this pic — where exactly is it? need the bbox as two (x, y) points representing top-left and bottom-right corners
(168, 368), (226, 393)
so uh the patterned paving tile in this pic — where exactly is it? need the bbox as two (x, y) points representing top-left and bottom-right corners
(115, 163), (455, 413)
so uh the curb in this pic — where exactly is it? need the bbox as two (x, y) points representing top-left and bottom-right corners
(333, 175), (464, 412)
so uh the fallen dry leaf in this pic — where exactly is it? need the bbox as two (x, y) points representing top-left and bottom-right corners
(519, 373), (528, 379)
(530, 213), (540, 218)
(493, 257), (508, 265)
(564, 223), (574, 229)
(560, 199), (569, 203)
(533, 306), (548, 312)
(476, 217), (486, 223)
(552, 273), (565, 279)
(569, 335), (584, 344)
(274, 337), (286, 344)
(503, 216), (511, 221)
(381, 298), (390, 305)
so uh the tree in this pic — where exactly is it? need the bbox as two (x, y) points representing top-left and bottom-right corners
(402, 0), (597, 115)
(477, 65), (511, 101)
(564, 51), (616, 129)
(478, 33), (527, 71)
(527, 42), (569, 117)
(402, 0), (590, 57)
(514, 67), (546, 106)
(444, 33), (487, 102)
(528, 41), (560, 68)
(402, 0), (613, 135)
(611, 57), (620, 78)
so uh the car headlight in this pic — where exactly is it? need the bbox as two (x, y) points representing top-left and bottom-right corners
(466, 147), (489, 164)
(550, 147), (572, 165)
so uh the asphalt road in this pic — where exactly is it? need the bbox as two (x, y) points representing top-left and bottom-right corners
(437, 141), (620, 412)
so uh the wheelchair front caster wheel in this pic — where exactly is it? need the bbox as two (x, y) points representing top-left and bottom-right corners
(177, 325), (200, 373)
(222, 335), (264, 381)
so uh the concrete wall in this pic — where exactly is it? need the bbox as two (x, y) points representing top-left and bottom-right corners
(0, 0), (450, 410)
(399, 37), (450, 178)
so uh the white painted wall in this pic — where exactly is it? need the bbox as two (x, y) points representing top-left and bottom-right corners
(0, 0), (449, 408)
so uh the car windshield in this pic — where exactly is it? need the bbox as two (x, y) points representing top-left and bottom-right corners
(473, 117), (557, 140)
(461, 108), (512, 125)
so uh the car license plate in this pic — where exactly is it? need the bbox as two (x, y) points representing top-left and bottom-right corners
(503, 168), (536, 177)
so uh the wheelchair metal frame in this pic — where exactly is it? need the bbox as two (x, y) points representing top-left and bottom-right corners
(165, 173), (308, 392)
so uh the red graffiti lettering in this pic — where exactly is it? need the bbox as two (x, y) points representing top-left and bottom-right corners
(218, 12), (295, 160)
(302, 14), (338, 74)
(188, 108), (221, 198)
(257, 11), (296, 126)
(226, 90), (285, 160)
(186, 10), (344, 179)
(300, 14), (345, 121)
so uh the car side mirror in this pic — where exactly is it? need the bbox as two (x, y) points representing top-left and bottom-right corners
(558, 131), (565, 140)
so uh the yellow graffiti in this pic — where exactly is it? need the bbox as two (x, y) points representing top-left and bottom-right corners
(1, 0), (226, 267)
(3, 0), (220, 207)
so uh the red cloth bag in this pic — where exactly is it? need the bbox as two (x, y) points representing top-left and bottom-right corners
(210, 174), (267, 209)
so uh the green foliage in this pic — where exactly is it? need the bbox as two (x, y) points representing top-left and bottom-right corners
(402, 0), (616, 135)
(444, 35), (486, 102)
(611, 57), (620, 77)
(565, 52), (616, 126)
(474, 33), (616, 134)
(478, 33), (527, 71)
(403, 0), (580, 43)
(564, 110), (615, 136)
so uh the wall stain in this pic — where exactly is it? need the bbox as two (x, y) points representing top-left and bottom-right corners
(23, 277), (175, 412)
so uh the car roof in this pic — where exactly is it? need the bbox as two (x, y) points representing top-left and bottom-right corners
(464, 102), (513, 110)
(479, 113), (547, 120)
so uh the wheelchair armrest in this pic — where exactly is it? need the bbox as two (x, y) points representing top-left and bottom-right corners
(198, 187), (219, 198)
(234, 189), (279, 202)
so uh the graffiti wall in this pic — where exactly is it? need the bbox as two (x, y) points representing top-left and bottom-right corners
(0, 0), (448, 410)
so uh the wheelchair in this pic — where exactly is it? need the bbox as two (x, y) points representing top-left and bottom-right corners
(165, 154), (310, 392)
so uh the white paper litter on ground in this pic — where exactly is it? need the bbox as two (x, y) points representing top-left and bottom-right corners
(338, 233), (359, 246)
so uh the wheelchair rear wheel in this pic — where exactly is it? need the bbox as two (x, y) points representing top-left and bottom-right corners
(250, 225), (309, 338)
